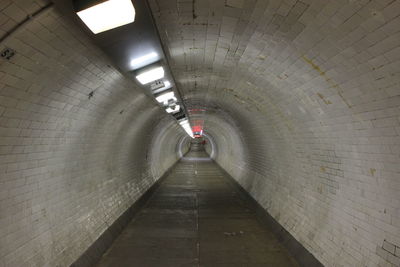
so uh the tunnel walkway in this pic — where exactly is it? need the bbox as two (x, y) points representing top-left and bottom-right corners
(96, 145), (299, 267)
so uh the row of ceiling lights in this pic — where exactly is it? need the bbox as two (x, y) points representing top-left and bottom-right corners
(73, 0), (194, 138)
(135, 65), (180, 114)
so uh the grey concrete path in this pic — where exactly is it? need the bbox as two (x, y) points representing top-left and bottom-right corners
(96, 147), (299, 267)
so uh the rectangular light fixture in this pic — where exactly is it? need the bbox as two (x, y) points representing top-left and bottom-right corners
(179, 119), (194, 138)
(76, 0), (136, 34)
(166, 105), (180, 113)
(131, 52), (158, 69)
(155, 91), (176, 105)
(136, 66), (165, 85)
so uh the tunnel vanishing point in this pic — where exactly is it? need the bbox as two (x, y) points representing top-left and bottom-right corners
(1, 0), (400, 266)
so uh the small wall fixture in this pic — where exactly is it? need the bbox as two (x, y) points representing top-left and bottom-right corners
(166, 105), (180, 113)
(152, 80), (171, 94)
(155, 91), (176, 105)
(74, 0), (136, 34)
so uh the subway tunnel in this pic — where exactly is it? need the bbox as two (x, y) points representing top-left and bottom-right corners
(0, 0), (400, 266)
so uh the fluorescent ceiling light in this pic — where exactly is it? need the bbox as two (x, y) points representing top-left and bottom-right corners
(156, 91), (176, 105)
(166, 105), (180, 113)
(179, 119), (189, 126)
(76, 0), (136, 34)
(136, 66), (165, 85)
(131, 52), (158, 68)
(179, 119), (194, 138)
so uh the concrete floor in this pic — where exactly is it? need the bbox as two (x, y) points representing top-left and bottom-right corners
(96, 146), (299, 267)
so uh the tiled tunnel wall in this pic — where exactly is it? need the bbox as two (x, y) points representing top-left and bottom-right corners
(0, 0), (400, 267)
(0, 2), (187, 266)
(149, 0), (400, 266)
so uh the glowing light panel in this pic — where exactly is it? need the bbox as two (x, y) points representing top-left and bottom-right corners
(130, 52), (158, 68)
(77, 0), (136, 34)
(179, 119), (194, 138)
(136, 67), (165, 84)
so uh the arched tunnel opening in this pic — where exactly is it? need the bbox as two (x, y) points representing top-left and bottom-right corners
(1, 0), (400, 266)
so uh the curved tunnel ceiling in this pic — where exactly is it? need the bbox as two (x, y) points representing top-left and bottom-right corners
(149, 1), (400, 266)
(0, 0), (399, 266)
